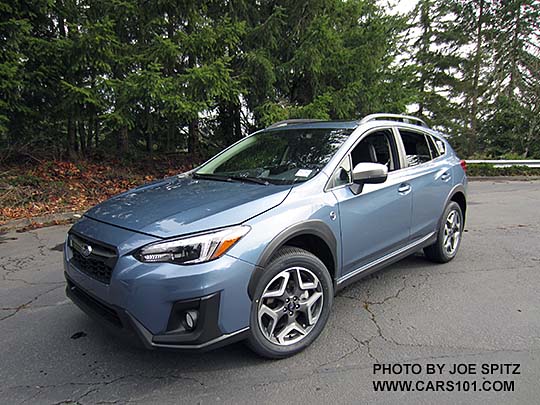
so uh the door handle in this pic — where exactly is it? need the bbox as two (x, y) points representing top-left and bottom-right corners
(441, 172), (451, 182)
(398, 183), (411, 195)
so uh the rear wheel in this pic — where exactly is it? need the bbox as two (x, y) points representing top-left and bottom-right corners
(247, 247), (333, 359)
(424, 201), (463, 263)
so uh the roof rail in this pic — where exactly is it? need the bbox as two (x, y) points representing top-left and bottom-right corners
(360, 114), (429, 128)
(266, 119), (323, 129)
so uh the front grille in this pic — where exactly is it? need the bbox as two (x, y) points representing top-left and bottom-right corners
(71, 249), (113, 284)
(69, 233), (117, 284)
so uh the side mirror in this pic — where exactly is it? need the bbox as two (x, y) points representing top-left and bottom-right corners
(350, 162), (388, 194)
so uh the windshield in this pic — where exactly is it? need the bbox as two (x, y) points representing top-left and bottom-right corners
(195, 128), (352, 185)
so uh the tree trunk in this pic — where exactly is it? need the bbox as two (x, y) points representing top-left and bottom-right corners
(118, 126), (128, 155)
(167, 120), (174, 152)
(233, 102), (242, 141)
(469, 0), (485, 157)
(219, 100), (243, 145)
(165, 21), (175, 153)
(188, 119), (199, 158)
(94, 116), (99, 149)
(58, 2), (67, 38)
(508, 3), (521, 96)
(86, 116), (94, 153)
(186, 19), (199, 160)
(78, 121), (87, 156)
(146, 132), (153, 156)
(145, 106), (153, 157)
(417, 0), (431, 117)
(67, 118), (76, 160)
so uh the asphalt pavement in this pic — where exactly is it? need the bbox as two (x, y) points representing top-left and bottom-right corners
(1, 180), (539, 404)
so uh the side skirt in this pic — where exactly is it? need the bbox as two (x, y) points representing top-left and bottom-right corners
(336, 232), (437, 291)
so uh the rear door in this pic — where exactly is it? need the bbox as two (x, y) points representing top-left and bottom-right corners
(330, 128), (412, 277)
(396, 128), (453, 239)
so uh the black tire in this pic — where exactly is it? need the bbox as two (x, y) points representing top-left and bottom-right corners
(247, 246), (333, 359)
(424, 201), (463, 263)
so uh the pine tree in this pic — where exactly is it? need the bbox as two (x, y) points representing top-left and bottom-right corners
(0, 1), (31, 140)
(457, 0), (495, 156)
(251, 0), (414, 126)
(480, 0), (540, 157)
(406, 0), (468, 130)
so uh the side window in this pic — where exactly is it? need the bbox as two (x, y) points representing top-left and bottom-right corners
(350, 129), (396, 171)
(399, 130), (433, 167)
(329, 155), (352, 188)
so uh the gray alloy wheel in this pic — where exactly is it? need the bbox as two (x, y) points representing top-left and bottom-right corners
(247, 246), (333, 359)
(424, 201), (463, 263)
(257, 267), (324, 346)
(443, 208), (461, 255)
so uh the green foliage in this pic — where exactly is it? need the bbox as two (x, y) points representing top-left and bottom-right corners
(405, 0), (540, 158)
(0, 0), (538, 160)
(467, 163), (540, 177)
(255, 102), (290, 128)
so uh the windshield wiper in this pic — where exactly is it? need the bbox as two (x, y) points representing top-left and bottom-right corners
(192, 173), (231, 182)
(193, 172), (269, 185)
(227, 175), (269, 185)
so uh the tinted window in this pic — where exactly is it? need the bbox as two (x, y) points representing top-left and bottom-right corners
(351, 129), (396, 171)
(196, 128), (352, 185)
(329, 155), (352, 188)
(399, 130), (432, 166)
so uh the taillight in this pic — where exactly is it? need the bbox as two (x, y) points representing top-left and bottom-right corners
(460, 160), (467, 172)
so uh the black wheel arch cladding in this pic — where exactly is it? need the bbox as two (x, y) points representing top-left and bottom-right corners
(247, 220), (337, 300)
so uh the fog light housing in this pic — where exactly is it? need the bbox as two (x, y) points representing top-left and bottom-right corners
(156, 293), (221, 345)
(185, 310), (198, 330)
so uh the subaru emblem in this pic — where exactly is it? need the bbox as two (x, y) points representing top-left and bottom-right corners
(81, 244), (93, 257)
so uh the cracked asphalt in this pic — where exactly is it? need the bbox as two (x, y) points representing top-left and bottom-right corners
(1, 180), (539, 404)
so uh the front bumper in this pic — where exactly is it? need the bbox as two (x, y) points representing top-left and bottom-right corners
(63, 216), (254, 350)
(65, 273), (249, 350)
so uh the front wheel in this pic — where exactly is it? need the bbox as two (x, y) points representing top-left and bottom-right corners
(247, 247), (333, 359)
(424, 201), (463, 263)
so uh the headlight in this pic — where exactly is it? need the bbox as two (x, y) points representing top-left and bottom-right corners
(135, 226), (250, 265)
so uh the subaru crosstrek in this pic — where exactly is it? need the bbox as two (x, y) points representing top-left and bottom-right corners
(64, 114), (467, 358)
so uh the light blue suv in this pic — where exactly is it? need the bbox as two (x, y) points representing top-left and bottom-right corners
(64, 114), (467, 358)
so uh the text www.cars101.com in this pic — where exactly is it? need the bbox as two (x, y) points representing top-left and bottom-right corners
(373, 379), (515, 392)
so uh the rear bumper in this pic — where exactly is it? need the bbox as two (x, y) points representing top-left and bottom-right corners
(65, 273), (249, 351)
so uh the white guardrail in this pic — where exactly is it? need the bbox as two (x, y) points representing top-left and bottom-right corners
(466, 160), (540, 168)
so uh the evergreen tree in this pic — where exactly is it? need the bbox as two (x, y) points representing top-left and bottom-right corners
(457, 0), (495, 156)
(1, 0), (538, 160)
(406, 0), (468, 129)
(0, 0), (31, 140)
(255, 0), (413, 125)
(480, 0), (540, 157)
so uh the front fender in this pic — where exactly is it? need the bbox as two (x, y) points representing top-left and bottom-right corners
(246, 220), (338, 300)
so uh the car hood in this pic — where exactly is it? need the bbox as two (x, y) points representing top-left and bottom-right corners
(84, 175), (292, 238)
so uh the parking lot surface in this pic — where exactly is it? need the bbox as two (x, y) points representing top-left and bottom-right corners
(1, 180), (539, 404)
